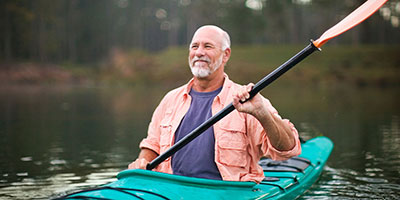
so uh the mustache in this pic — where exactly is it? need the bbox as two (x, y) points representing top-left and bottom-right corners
(192, 56), (210, 64)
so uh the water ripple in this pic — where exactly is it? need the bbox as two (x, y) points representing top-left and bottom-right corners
(300, 166), (400, 199)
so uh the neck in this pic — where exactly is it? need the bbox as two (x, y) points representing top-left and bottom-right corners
(192, 70), (225, 92)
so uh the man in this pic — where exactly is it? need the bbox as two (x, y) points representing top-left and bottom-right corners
(128, 25), (301, 183)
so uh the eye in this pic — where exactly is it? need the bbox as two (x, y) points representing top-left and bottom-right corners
(191, 44), (199, 49)
(205, 44), (214, 49)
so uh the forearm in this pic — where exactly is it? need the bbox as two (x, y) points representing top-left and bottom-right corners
(138, 148), (158, 162)
(254, 104), (296, 151)
(232, 83), (297, 151)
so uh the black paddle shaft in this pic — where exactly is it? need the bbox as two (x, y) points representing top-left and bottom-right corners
(146, 41), (319, 170)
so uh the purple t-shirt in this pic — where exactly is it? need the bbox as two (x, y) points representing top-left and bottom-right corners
(171, 87), (222, 180)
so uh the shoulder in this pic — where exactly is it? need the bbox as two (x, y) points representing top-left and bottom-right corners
(163, 84), (187, 100)
(221, 77), (242, 93)
(151, 84), (187, 117)
(157, 84), (187, 108)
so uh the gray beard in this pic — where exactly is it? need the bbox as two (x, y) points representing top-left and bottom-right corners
(189, 55), (223, 78)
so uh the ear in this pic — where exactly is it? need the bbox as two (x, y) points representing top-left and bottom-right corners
(222, 48), (231, 64)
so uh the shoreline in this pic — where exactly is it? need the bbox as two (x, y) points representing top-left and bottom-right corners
(1, 45), (399, 88)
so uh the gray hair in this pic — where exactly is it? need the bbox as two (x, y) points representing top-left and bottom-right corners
(220, 30), (231, 51)
(191, 25), (231, 51)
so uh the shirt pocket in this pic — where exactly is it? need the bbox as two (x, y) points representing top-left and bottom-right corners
(217, 125), (248, 168)
(159, 110), (173, 149)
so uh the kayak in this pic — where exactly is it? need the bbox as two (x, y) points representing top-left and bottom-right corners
(56, 136), (333, 200)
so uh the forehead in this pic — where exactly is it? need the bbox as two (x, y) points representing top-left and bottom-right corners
(191, 28), (222, 46)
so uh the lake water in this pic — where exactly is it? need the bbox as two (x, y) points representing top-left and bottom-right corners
(0, 83), (399, 199)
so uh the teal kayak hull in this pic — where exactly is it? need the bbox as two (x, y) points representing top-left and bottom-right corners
(58, 136), (333, 199)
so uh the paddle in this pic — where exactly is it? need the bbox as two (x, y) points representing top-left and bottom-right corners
(146, 0), (387, 170)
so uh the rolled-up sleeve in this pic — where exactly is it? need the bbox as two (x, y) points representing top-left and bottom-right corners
(139, 121), (161, 154)
(139, 96), (168, 154)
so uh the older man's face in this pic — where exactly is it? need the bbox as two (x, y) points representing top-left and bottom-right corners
(188, 27), (225, 78)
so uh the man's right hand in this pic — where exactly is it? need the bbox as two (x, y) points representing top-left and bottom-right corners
(128, 158), (149, 169)
(127, 148), (158, 170)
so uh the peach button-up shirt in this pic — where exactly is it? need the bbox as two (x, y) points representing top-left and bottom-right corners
(140, 74), (301, 183)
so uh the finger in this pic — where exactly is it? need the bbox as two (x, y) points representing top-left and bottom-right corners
(232, 96), (241, 109)
(238, 85), (248, 102)
(233, 102), (244, 113)
(128, 159), (146, 169)
(128, 161), (135, 169)
(243, 86), (250, 100)
(247, 83), (254, 92)
(244, 83), (254, 99)
(139, 159), (148, 169)
(233, 87), (244, 102)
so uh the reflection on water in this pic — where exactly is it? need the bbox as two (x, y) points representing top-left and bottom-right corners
(0, 84), (399, 199)
(300, 115), (400, 199)
(1, 169), (118, 199)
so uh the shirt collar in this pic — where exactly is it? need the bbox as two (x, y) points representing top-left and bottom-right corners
(183, 73), (233, 104)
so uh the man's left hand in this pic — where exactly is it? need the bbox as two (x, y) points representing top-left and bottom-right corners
(232, 83), (268, 119)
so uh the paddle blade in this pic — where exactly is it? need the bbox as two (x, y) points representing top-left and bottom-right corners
(313, 0), (387, 48)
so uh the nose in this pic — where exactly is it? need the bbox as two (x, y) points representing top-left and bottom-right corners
(194, 46), (206, 57)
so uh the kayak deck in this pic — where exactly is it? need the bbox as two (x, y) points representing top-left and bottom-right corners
(56, 136), (333, 200)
